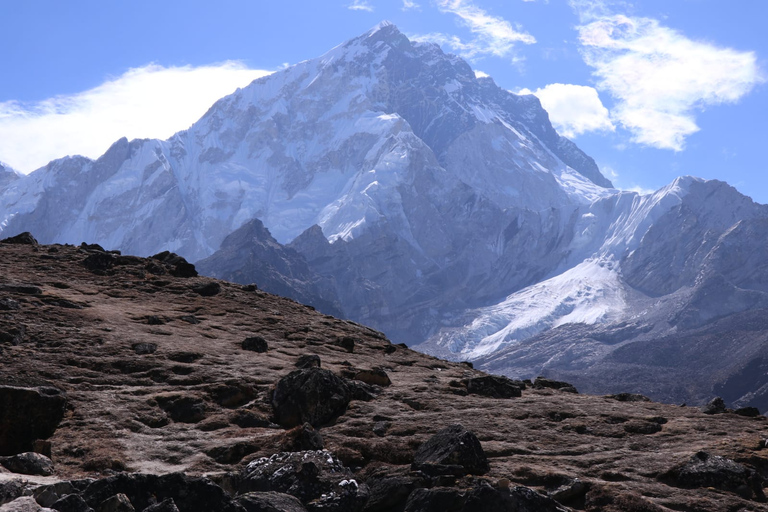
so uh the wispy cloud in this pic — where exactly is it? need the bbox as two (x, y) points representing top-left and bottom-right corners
(571, 1), (763, 150)
(0, 63), (271, 173)
(414, 0), (535, 61)
(519, 83), (614, 138)
(401, 0), (420, 10)
(348, 0), (374, 12)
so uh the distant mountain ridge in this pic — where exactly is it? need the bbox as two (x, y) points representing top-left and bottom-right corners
(2, 23), (768, 408)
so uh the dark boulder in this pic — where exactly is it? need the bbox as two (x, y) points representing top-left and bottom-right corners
(97, 493), (135, 512)
(131, 343), (157, 355)
(82, 253), (115, 272)
(0, 298), (20, 311)
(701, 397), (727, 414)
(154, 395), (207, 424)
(81, 473), (240, 512)
(295, 355), (321, 369)
(51, 494), (93, 512)
(335, 337), (356, 353)
(243, 337), (268, 353)
(0, 452), (54, 476)
(150, 252), (197, 278)
(464, 376), (523, 399)
(363, 474), (420, 512)
(80, 242), (106, 253)
(236, 492), (307, 512)
(412, 424), (489, 475)
(272, 368), (351, 428)
(533, 378), (578, 394)
(239, 450), (356, 504)
(735, 406), (761, 417)
(192, 282), (221, 297)
(0, 233), (38, 245)
(660, 450), (764, 500)
(0, 385), (67, 455)
(403, 485), (568, 512)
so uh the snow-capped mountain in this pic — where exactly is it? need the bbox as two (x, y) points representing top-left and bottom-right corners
(2, 23), (767, 407)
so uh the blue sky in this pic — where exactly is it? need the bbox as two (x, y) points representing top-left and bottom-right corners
(1, 0), (766, 201)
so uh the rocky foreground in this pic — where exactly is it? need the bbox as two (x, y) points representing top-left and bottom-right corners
(1, 235), (768, 512)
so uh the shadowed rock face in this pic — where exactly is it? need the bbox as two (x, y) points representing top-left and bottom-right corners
(0, 241), (767, 512)
(0, 386), (67, 455)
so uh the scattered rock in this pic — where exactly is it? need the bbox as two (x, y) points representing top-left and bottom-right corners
(50, 494), (93, 512)
(735, 406), (761, 417)
(80, 243), (106, 253)
(242, 337), (268, 353)
(239, 450), (355, 504)
(236, 492), (307, 512)
(0, 233), (38, 245)
(0, 452), (54, 476)
(623, 420), (663, 435)
(412, 424), (489, 475)
(660, 450), (764, 500)
(0, 299), (21, 311)
(550, 478), (589, 506)
(271, 368), (351, 428)
(96, 494), (135, 512)
(192, 282), (220, 297)
(353, 369), (391, 387)
(464, 375), (523, 399)
(0, 496), (55, 511)
(131, 343), (157, 355)
(178, 315), (199, 324)
(533, 378), (578, 394)
(606, 393), (651, 402)
(701, 397), (727, 415)
(0, 386), (67, 455)
(145, 316), (165, 326)
(154, 395), (207, 424)
(150, 252), (197, 278)
(334, 337), (356, 353)
(295, 355), (321, 369)
(82, 253), (115, 272)
(403, 485), (567, 512)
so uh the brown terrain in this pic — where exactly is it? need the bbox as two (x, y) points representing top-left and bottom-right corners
(1, 235), (768, 512)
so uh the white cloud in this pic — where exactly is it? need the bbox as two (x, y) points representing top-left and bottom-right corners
(415, 0), (535, 61)
(575, 10), (763, 150)
(474, 70), (490, 79)
(348, 0), (374, 11)
(401, 0), (420, 10)
(519, 83), (614, 138)
(0, 63), (271, 174)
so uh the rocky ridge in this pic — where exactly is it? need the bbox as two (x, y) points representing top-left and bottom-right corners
(1, 236), (768, 511)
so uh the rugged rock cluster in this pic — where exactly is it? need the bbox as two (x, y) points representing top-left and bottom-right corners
(1, 235), (768, 511)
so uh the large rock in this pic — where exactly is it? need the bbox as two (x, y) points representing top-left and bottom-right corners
(271, 368), (351, 428)
(660, 451), (764, 500)
(412, 425), (489, 476)
(0, 497), (56, 512)
(464, 376), (522, 399)
(0, 386), (67, 455)
(80, 473), (240, 512)
(0, 233), (38, 246)
(403, 485), (567, 512)
(0, 452), (54, 476)
(239, 450), (360, 505)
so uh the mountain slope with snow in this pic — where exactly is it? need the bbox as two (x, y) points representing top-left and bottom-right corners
(2, 24), (767, 407)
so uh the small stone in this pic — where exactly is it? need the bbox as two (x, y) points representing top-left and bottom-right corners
(242, 336), (268, 353)
(132, 343), (157, 355)
(193, 282), (221, 297)
(97, 494), (135, 512)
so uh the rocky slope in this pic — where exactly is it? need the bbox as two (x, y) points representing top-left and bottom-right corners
(2, 236), (768, 511)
